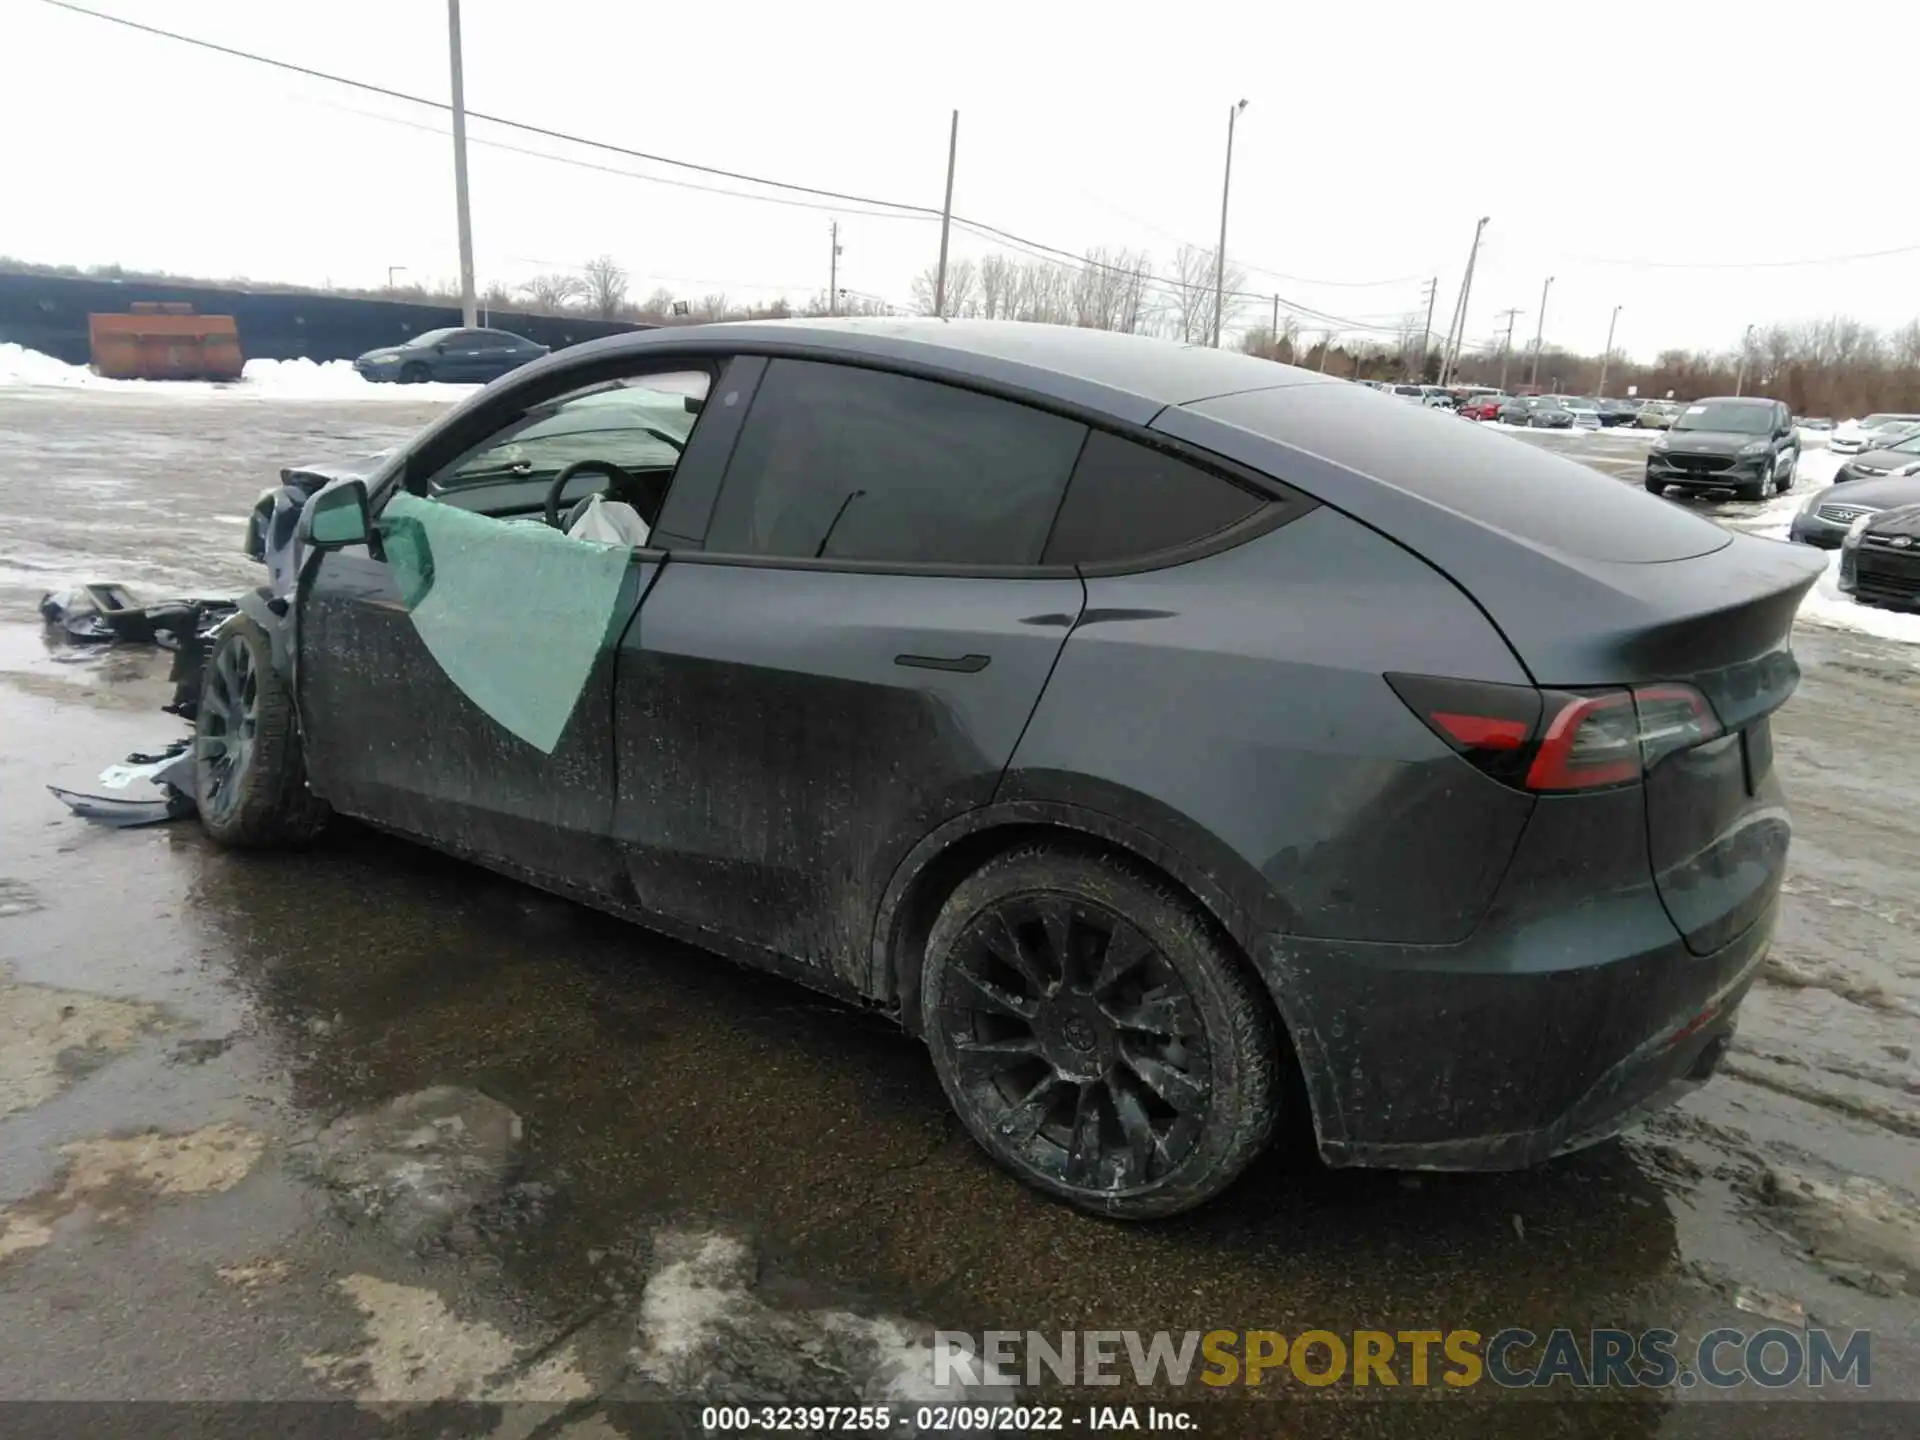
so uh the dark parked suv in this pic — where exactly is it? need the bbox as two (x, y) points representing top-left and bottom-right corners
(1645, 396), (1798, 500)
(203, 320), (1822, 1218)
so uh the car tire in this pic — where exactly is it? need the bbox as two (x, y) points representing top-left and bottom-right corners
(400, 361), (430, 384)
(1645, 477), (1665, 494)
(1737, 475), (1767, 502)
(1777, 452), (1797, 493)
(920, 844), (1280, 1220)
(193, 617), (330, 849)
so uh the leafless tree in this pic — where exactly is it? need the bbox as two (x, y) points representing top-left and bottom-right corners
(579, 255), (629, 319)
(1164, 245), (1248, 345)
(695, 293), (730, 323)
(910, 258), (979, 317)
(518, 272), (584, 312)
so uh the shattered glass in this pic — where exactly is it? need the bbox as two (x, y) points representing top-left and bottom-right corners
(379, 492), (638, 754)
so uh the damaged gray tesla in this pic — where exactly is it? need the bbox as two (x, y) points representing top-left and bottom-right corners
(196, 318), (1824, 1218)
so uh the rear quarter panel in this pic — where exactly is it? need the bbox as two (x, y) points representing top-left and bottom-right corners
(1001, 505), (1536, 950)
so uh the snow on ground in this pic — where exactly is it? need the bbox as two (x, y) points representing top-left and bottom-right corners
(1795, 445), (1846, 487)
(0, 343), (475, 402)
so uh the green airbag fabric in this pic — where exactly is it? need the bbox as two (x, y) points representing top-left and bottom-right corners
(379, 492), (634, 754)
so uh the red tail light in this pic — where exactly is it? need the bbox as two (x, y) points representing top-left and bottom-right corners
(1387, 674), (1723, 793)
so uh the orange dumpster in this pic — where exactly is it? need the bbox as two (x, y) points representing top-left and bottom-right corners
(89, 303), (243, 381)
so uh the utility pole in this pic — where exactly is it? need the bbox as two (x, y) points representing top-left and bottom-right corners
(1496, 308), (1523, 391)
(1528, 275), (1553, 389)
(1597, 304), (1624, 395)
(933, 110), (958, 317)
(1734, 323), (1757, 395)
(1213, 100), (1248, 348)
(1440, 216), (1490, 386)
(1318, 334), (1333, 372)
(1418, 277), (1437, 379)
(446, 0), (477, 328)
(828, 221), (841, 317)
(1270, 293), (1279, 358)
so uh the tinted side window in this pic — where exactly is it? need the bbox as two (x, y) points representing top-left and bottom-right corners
(1043, 431), (1267, 567)
(705, 360), (1087, 566)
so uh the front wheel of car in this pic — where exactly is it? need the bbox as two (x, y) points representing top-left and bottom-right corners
(194, 618), (330, 849)
(400, 361), (430, 384)
(1777, 453), (1797, 492)
(1645, 477), (1665, 493)
(920, 845), (1280, 1219)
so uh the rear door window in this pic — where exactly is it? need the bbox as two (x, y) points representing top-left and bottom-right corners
(705, 359), (1087, 567)
(1042, 431), (1269, 567)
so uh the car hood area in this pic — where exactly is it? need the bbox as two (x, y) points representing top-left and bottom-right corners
(1863, 501), (1920, 539)
(1660, 428), (1765, 455)
(1819, 474), (1920, 508)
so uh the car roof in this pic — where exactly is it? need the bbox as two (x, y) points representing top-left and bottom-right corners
(1687, 395), (1775, 407)
(539, 316), (1345, 423)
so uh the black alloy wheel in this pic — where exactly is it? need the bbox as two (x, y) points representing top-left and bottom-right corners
(922, 847), (1278, 1218)
(197, 631), (258, 824)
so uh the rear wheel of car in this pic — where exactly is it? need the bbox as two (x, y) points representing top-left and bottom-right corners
(194, 618), (330, 848)
(400, 361), (429, 384)
(920, 845), (1279, 1219)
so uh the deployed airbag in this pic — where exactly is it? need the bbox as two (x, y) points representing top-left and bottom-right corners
(378, 492), (635, 754)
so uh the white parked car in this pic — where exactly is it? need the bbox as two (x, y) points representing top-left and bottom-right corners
(1558, 395), (1605, 430)
(1830, 413), (1920, 454)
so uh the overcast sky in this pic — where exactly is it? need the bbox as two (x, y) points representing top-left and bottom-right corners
(5, 0), (1917, 359)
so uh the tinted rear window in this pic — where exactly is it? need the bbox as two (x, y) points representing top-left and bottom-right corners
(1185, 383), (1731, 563)
(707, 359), (1087, 566)
(1042, 431), (1267, 566)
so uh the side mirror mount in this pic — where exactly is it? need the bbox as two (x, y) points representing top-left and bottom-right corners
(300, 478), (372, 550)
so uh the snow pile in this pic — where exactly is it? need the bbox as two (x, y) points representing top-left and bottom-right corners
(238, 356), (476, 401)
(0, 342), (121, 388)
(0, 343), (476, 401)
(1795, 447), (1847, 487)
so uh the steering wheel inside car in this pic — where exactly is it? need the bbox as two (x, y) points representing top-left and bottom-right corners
(544, 458), (638, 530)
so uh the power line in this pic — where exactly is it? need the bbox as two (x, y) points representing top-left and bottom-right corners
(38, 0), (944, 218)
(1559, 240), (1920, 271)
(291, 93), (937, 223)
(36, 0), (1413, 335)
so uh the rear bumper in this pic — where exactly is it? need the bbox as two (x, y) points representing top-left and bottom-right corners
(1257, 895), (1777, 1171)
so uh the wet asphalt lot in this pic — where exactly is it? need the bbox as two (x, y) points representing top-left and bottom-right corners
(0, 393), (1915, 1436)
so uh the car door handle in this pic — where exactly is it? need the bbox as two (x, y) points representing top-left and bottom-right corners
(895, 652), (990, 673)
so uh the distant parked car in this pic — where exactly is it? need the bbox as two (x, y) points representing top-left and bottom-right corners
(354, 327), (551, 385)
(1831, 430), (1920, 485)
(1419, 385), (1457, 409)
(1457, 395), (1508, 421)
(1501, 395), (1572, 428)
(1645, 397), (1799, 501)
(1388, 384), (1427, 404)
(1829, 413), (1920, 454)
(1558, 396), (1604, 430)
(1839, 502), (1920, 609)
(1789, 468), (1920, 548)
(1636, 401), (1682, 429)
(1596, 398), (1640, 426)
(1795, 416), (1835, 433)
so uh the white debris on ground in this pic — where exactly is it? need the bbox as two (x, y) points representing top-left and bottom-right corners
(629, 1226), (1018, 1407)
(0, 342), (476, 401)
